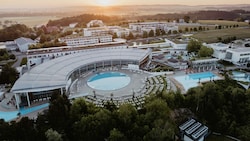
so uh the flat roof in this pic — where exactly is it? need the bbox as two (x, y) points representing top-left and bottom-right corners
(228, 47), (250, 53)
(11, 48), (150, 93)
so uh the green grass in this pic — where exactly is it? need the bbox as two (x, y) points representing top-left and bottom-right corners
(192, 28), (250, 43)
(198, 20), (249, 27)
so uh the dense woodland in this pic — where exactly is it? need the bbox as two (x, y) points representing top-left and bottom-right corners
(0, 76), (250, 141)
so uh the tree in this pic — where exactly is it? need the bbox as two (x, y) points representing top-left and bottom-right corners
(113, 32), (118, 39)
(173, 30), (178, 34)
(183, 15), (190, 23)
(187, 39), (202, 53)
(155, 29), (161, 36)
(108, 128), (127, 141)
(148, 30), (154, 37)
(0, 64), (18, 85)
(127, 32), (134, 40)
(161, 30), (166, 35)
(47, 93), (71, 133)
(142, 31), (148, 38)
(45, 128), (63, 141)
(198, 46), (214, 57)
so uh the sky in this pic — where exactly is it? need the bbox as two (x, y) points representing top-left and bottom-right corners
(0, 0), (250, 8)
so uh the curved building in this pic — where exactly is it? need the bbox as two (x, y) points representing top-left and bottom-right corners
(11, 48), (150, 108)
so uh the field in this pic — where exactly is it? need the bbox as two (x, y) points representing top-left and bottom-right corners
(198, 20), (249, 27)
(0, 16), (61, 28)
(192, 27), (250, 43)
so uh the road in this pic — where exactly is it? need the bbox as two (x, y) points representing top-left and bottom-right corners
(11, 51), (26, 68)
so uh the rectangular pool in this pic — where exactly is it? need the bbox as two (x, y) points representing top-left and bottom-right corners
(174, 72), (222, 92)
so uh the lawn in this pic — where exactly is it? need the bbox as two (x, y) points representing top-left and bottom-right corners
(0, 16), (61, 27)
(197, 20), (249, 27)
(192, 28), (250, 43)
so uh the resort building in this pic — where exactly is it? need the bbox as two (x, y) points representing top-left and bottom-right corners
(12, 47), (151, 109)
(87, 20), (105, 28)
(14, 37), (35, 52)
(207, 42), (250, 66)
(129, 22), (178, 33)
(206, 43), (229, 59)
(59, 35), (113, 46)
(224, 48), (250, 66)
(26, 43), (127, 69)
(83, 27), (110, 37)
(107, 26), (130, 38)
(179, 118), (209, 141)
(167, 58), (188, 70)
(164, 38), (188, 50)
(191, 58), (219, 72)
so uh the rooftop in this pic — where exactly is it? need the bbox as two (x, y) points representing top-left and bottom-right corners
(12, 48), (150, 93)
(14, 37), (35, 46)
(228, 47), (250, 53)
(179, 118), (209, 140)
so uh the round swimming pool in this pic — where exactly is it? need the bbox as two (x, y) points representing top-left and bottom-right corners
(87, 72), (131, 91)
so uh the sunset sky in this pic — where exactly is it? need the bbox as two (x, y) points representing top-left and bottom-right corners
(1, 0), (250, 8)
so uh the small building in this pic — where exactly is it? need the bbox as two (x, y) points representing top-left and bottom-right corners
(83, 27), (110, 37)
(191, 58), (219, 72)
(59, 35), (112, 46)
(179, 118), (209, 141)
(224, 48), (250, 66)
(207, 43), (229, 59)
(167, 58), (188, 70)
(14, 37), (35, 52)
(69, 23), (78, 28)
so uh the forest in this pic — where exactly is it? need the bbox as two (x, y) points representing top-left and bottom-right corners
(0, 75), (250, 141)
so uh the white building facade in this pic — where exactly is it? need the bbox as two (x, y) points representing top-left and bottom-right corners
(129, 22), (178, 33)
(225, 48), (250, 65)
(60, 35), (113, 46)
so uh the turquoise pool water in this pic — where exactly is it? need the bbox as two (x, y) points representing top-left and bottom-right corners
(232, 71), (250, 82)
(87, 72), (131, 91)
(0, 103), (49, 122)
(174, 72), (221, 91)
(189, 72), (216, 80)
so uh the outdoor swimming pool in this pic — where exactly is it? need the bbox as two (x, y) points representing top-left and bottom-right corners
(174, 72), (221, 91)
(232, 71), (250, 82)
(87, 72), (131, 91)
(0, 103), (49, 122)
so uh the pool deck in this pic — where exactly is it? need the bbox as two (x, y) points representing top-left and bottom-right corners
(70, 69), (151, 99)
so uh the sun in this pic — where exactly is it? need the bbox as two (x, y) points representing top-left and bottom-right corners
(96, 0), (112, 6)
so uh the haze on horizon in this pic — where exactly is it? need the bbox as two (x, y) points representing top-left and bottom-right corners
(1, 0), (250, 9)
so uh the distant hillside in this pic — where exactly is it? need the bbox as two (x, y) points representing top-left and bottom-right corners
(46, 10), (250, 27)
(140, 10), (249, 21)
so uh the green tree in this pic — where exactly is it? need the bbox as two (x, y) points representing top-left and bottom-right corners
(113, 32), (118, 38)
(127, 32), (134, 40)
(155, 29), (161, 36)
(142, 31), (148, 38)
(48, 93), (71, 133)
(45, 128), (63, 141)
(108, 128), (127, 141)
(148, 30), (154, 37)
(198, 46), (214, 57)
(172, 30), (178, 34)
(161, 30), (166, 35)
(187, 39), (202, 53)
(0, 64), (18, 85)
(183, 15), (190, 23)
